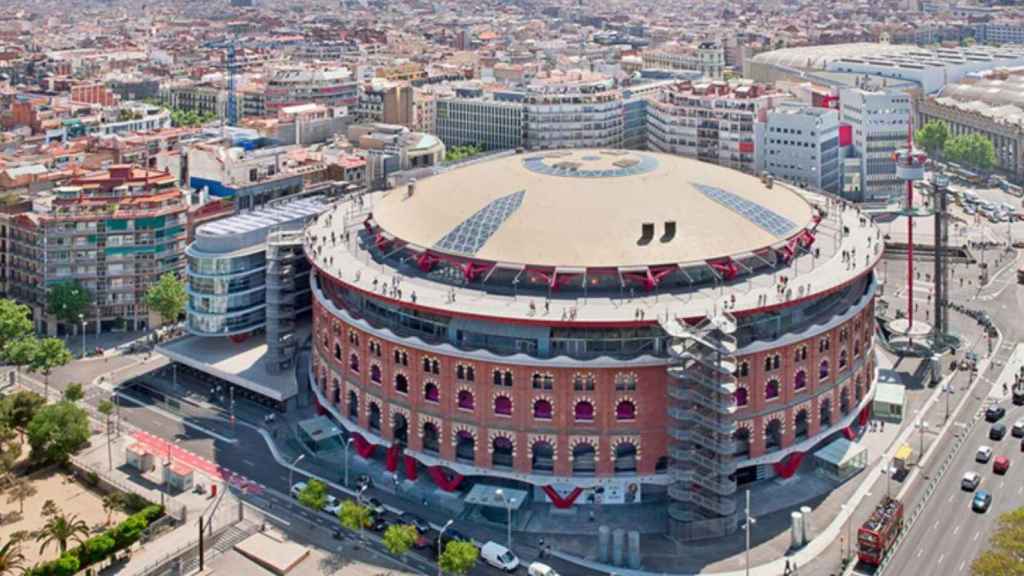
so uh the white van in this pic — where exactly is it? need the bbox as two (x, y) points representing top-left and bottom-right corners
(528, 561), (561, 576)
(481, 541), (520, 572)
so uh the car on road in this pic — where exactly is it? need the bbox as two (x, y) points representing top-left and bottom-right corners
(369, 516), (391, 532)
(431, 528), (470, 558)
(961, 471), (982, 491)
(994, 456), (1011, 474)
(365, 497), (386, 516)
(290, 482), (307, 499)
(400, 513), (432, 535)
(322, 495), (341, 515)
(973, 490), (993, 513)
(481, 541), (520, 572)
(986, 406), (1006, 422)
(977, 446), (994, 463)
(1012, 419), (1024, 437)
(991, 423), (1008, 441)
(528, 562), (562, 576)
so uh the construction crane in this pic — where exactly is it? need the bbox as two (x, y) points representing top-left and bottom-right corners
(225, 42), (239, 127)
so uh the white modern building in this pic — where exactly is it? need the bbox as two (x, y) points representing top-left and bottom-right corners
(524, 76), (624, 150)
(839, 87), (913, 202)
(757, 103), (842, 194)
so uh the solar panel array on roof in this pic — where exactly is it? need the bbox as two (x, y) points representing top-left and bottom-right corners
(522, 153), (658, 178)
(199, 196), (328, 237)
(694, 183), (798, 238)
(433, 190), (526, 256)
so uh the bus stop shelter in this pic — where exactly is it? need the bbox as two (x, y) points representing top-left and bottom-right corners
(873, 381), (907, 423)
(813, 437), (868, 482)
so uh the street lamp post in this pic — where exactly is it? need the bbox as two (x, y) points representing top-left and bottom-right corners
(344, 437), (354, 487)
(495, 488), (514, 551)
(438, 519), (454, 576)
(743, 489), (755, 576)
(78, 314), (86, 358)
(288, 454), (305, 492)
(916, 421), (929, 464)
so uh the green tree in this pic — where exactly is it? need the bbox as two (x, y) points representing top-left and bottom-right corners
(0, 299), (33, 353)
(47, 281), (91, 331)
(972, 508), (1024, 575)
(26, 401), (90, 464)
(28, 337), (73, 401)
(98, 399), (115, 470)
(445, 144), (483, 163)
(101, 493), (125, 526)
(145, 273), (187, 326)
(296, 478), (328, 511)
(62, 383), (84, 403)
(0, 538), (27, 576)
(5, 478), (36, 514)
(945, 133), (997, 171)
(0, 439), (18, 487)
(3, 336), (40, 375)
(36, 511), (89, 556)
(382, 523), (418, 556)
(915, 120), (949, 156)
(338, 500), (371, 533)
(0, 390), (44, 431)
(439, 539), (479, 575)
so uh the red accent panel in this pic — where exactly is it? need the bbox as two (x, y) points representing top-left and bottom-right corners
(462, 261), (494, 282)
(799, 229), (816, 249)
(403, 455), (418, 480)
(427, 466), (465, 492)
(542, 486), (584, 509)
(416, 252), (439, 273)
(858, 403), (871, 426)
(386, 445), (399, 472)
(353, 434), (376, 459)
(842, 426), (857, 440)
(838, 124), (853, 147)
(738, 141), (755, 154)
(708, 258), (738, 281)
(772, 452), (805, 479)
(229, 333), (249, 343)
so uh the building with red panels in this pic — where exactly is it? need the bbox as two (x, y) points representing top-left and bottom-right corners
(305, 149), (880, 540)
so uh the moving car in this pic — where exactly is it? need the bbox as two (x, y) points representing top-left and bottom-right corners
(481, 541), (520, 572)
(365, 497), (386, 516)
(400, 514), (432, 534)
(994, 456), (1011, 474)
(986, 406), (1006, 422)
(961, 471), (981, 491)
(972, 490), (993, 513)
(369, 516), (391, 532)
(528, 562), (562, 576)
(290, 482), (307, 498)
(431, 528), (470, 558)
(977, 446), (994, 463)
(991, 423), (1008, 441)
(322, 495), (341, 515)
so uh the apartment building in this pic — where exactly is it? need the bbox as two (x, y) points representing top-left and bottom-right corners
(523, 76), (623, 150)
(264, 66), (358, 112)
(435, 88), (526, 151)
(641, 41), (726, 79)
(757, 103), (842, 194)
(647, 81), (787, 173)
(1, 166), (188, 335)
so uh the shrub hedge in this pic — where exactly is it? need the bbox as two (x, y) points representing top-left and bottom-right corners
(26, 505), (164, 576)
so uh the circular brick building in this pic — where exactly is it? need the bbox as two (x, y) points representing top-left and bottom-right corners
(305, 150), (880, 539)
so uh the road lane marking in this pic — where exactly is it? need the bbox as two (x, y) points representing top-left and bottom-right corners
(975, 531), (981, 541)
(1001, 480), (1005, 490)
(960, 560), (966, 572)
(917, 548), (924, 558)
(1018, 485), (1022, 495)
(938, 553), (945, 565)
(243, 459), (256, 467)
(953, 525), (961, 536)
(949, 493), (956, 503)
(935, 520), (941, 531)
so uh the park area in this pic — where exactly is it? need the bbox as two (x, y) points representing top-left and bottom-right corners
(0, 443), (128, 566)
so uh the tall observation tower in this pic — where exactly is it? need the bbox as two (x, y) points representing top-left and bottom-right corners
(890, 126), (933, 350)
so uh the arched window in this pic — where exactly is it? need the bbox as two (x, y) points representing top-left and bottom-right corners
(332, 378), (341, 403)
(574, 400), (595, 422)
(395, 374), (409, 394)
(795, 409), (809, 441)
(532, 373), (542, 388)
(839, 350), (848, 369)
(394, 350), (403, 364)
(614, 374), (637, 391)
(819, 360), (830, 380)
(614, 443), (638, 473)
(349, 353), (360, 372)
(347, 391), (358, 419)
(503, 371), (513, 387)
(532, 440), (554, 472)
(854, 340), (861, 357)
(733, 428), (751, 458)
(820, 398), (832, 428)
(455, 431), (475, 463)
(456, 364), (465, 380)
(422, 422), (440, 454)
(794, 369), (807, 391)
(739, 362), (749, 377)
(334, 343), (341, 360)
(369, 402), (381, 431)
(494, 395), (512, 416)
(392, 413), (408, 445)
(493, 370), (502, 385)
(424, 382), (440, 403)
(773, 354), (781, 370)
(370, 364), (382, 384)
(573, 374), (595, 391)
(764, 419), (783, 452)
(855, 381), (863, 402)
(616, 400), (636, 421)
(466, 366), (475, 381)
(457, 390), (474, 410)
(840, 387), (851, 416)
(765, 379), (780, 400)
(492, 436), (514, 468)
(572, 443), (597, 474)
(763, 356), (772, 372)
(533, 398), (553, 420)
(734, 387), (749, 407)
(431, 359), (440, 375)
(423, 357), (432, 372)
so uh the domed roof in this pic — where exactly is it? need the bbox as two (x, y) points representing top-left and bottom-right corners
(371, 150), (814, 269)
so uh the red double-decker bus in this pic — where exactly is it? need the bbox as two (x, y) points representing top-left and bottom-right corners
(857, 496), (904, 566)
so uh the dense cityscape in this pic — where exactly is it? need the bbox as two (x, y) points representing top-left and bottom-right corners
(1, 0), (1024, 575)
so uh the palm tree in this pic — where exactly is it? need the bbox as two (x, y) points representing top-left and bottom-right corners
(5, 479), (35, 514)
(0, 538), (27, 576)
(36, 511), (89, 556)
(101, 493), (124, 526)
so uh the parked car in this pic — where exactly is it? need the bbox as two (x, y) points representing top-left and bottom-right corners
(528, 562), (562, 576)
(431, 529), (470, 558)
(290, 482), (307, 499)
(481, 541), (520, 572)
(961, 471), (982, 491)
(400, 514), (432, 534)
(991, 423), (1008, 441)
(977, 446), (994, 463)
(1012, 419), (1024, 437)
(322, 495), (341, 515)
(365, 497), (386, 516)
(973, 490), (993, 513)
